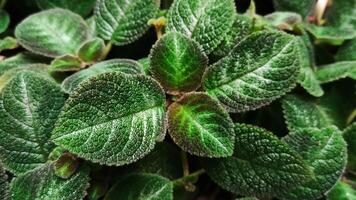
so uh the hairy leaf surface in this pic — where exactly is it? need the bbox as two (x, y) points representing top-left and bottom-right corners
(36, 0), (96, 17)
(77, 38), (106, 63)
(167, 0), (235, 54)
(50, 55), (83, 72)
(203, 31), (300, 112)
(150, 32), (208, 94)
(0, 71), (66, 174)
(0, 53), (46, 77)
(168, 93), (234, 157)
(0, 163), (9, 200)
(336, 38), (356, 61)
(315, 61), (356, 83)
(0, 37), (19, 53)
(53, 72), (166, 166)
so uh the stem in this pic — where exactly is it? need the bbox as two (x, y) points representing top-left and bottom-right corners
(181, 150), (189, 176)
(346, 109), (356, 125)
(102, 41), (112, 60)
(173, 169), (206, 186)
(148, 17), (167, 40)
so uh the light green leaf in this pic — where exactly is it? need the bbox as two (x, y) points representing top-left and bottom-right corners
(0, 37), (19, 53)
(15, 8), (92, 57)
(264, 12), (302, 31)
(279, 127), (347, 200)
(77, 38), (106, 63)
(138, 57), (150, 75)
(10, 163), (90, 200)
(315, 61), (356, 83)
(0, 9), (9, 34)
(0, 71), (66, 175)
(203, 123), (312, 198)
(149, 32), (208, 95)
(343, 123), (356, 171)
(94, 0), (159, 46)
(86, 16), (98, 37)
(167, 0), (236, 54)
(327, 181), (356, 200)
(273, 0), (315, 18)
(0, 163), (9, 200)
(36, 0), (96, 17)
(203, 31), (300, 112)
(336, 38), (356, 61)
(105, 173), (173, 200)
(50, 55), (84, 72)
(52, 72), (166, 166)
(305, 24), (356, 45)
(61, 59), (144, 93)
(168, 92), (234, 157)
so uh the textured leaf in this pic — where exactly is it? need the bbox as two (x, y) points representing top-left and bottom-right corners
(273, 0), (315, 18)
(138, 57), (150, 75)
(105, 173), (173, 200)
(0, 71), (66, 175)
(336, 38), (356, 61)
(77, 38), (106, 63)
(50, 55), (83, 72)
(0, 37), (19, 53)
(15, 9), (92, 57)
(264, 12), (302, 31)
(149, 32), (208, 94)
(0, 53), (47, 77)
(10, 163), (90, 200)
(36, 0), (96, 17)
(203, 123), (311, 198)
(0, 9), (9, 34)
(279, 127), (347, 200)
(315, 61), (356, 83)
(167, 0), (235, 54)
(94, 0), (159, 45)
(343, 123), (356, 171)
(52, 72), (166, 166)
(305, 25), (356, 45)
(61, 59), (143, 93)
(203, 31), (300, 112)
(168, 92), (234, 157)
(327, 181), (356, 200)
(0, 163), (9, 200)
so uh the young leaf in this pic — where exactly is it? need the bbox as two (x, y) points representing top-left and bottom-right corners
(168, 92), (234, 157)
(94, 0), (159, 46)
(0, 9), (9, 34)
(10, 163), (90, 200)
(77, 38), (106, 63)
(264, 12), (302, 31)
(336, 38), (356, 61)
(15, 9), (92, 57)
(279, 127), (347, 200)
(0, 37), (19, 53)
(203, 31), (300, 112)
(36, 0), (96, 17)
(149, 32), (208, 95)
(0, 163), (9, 200)
(203, 123), (312, 198)
(315, 61), (356, 84)
(343, 123), (356, 171)
(52, 72), (166, 166)
(327, 181), (356, 200)
(0, 71), (66, 175)
(105, 173), (173, 200)
(61, 59), (144, 93)
(273, 0), (315, 18)
(50, 55), (83, 72)
(167, 0), (236, 54)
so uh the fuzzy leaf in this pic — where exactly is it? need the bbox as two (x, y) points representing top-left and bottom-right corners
(10, 163), (90, 200)
(138, 57), (150, 75)
(336, 38), (356, 61)
(203, 123), (312, 198)
(203, 31), (300, 112)
(50, 55), (83, 72)
(305, 25), (356, 44)
(0, 9), (9, 34)
(0, 163), (9, 200)
(36, 0), (96, 17)
(149, 32), (208, 94)
(15, 8), (92, 57)
(273, 0), (315, 18)
(105, 173), (173, 200)
(327, 181), (356, 200)
(343, 123), (356, 171)
(94, 0), (159, 46)
(0, 71), (66, 175)
(0, 53), (47, 77)
(168, 92), (234, 157)
(279, 127), (347, 200)
(315, 61), (356, 83)
(0, 37), (19, 53)
(61, 59), (143, 93)
(52, 72), (166, 166)
(77, 38), (106, 63)
(167, 0), (235, 54)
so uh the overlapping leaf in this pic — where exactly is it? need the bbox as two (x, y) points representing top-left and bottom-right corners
(36, 0), (96, 17)
(0, 163), (9, 200)
(327, 181), (356, 200)
(273, 0), (315, 18)
(343, 123), (356, 171)
(336, 38), (356, 61)
(315, 61), (356, 83)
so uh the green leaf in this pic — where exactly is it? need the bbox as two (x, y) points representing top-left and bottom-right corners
(138, 57), (151, 75)
(10, 163), (90, 200)
(315, 61), (356, 83)
(343, 123), (356, 171)
(0, 163), (9, 200)
(0, 37), (19, 53)
(15, 8), (92, 57)
(105, 173), (173, 200)
(167, 0), (236, 54)
(0, 71), (66, 175)
(203, 31), (300, 112)
(336, 38), (356, 61)
(0, 9), (9, 34)
(327, 181), (356, 200)
(264, 12), (302, 31)
(53, 153), (79, 179)
(36, 0), (96, 17)
(203, 123), (312, 198)
(0, 53), (48, 77)
(94, 0), (159, 46)
(61, 59), (144, 93)
(273, 0), (315, 18)
(305, 24), (356, 45)
(77, 38), (106, 63)
(168, 92), (234, 157)
(50, 55), (84, 72)
(149, 32), (208, 95)
(52, 72), (166, 166)
(279, 127), (347, 200)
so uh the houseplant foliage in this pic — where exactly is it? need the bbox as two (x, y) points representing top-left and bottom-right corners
(0, 0), (355, 199)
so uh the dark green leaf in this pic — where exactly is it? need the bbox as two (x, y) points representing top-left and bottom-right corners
(264, 12), (302, 31)
(167, 0), (236, 54)
(203, 123), (312, 198)
(52, 72), (166, 166)
(61, 59), (144, 93)
(0, 71), (66, 175)
(15, 9), (92, 57)
(203, 31), (300, 112)
(315, 61), (356, 83)
(94, 0), (159, 45)
(0, 9), (9, 34)
(149, 32), (208, 95)
(77, 38), (106, 63)
(273, 0), (315, 18)
(0, 37), (19, 53)
(343, 123), (356, 171)
(36, 0), (96, 17)
(10, 163), (90, 200)
(50, 55), (83, 72)
(0, 53), (47, 77)
(105, 173), (173, 200)
(327, 181), (356, 200)
(168, 92), (234, 157)
(336, 38), (356, 61)
(0, 163), (9, 200)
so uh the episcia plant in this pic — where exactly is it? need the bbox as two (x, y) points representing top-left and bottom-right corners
(0, 0), (355, 199)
